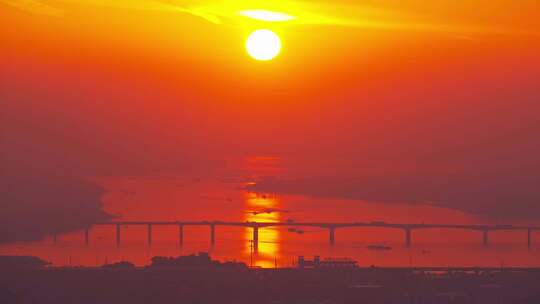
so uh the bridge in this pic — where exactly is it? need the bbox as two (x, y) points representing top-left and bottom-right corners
(60, 221), (540, 252)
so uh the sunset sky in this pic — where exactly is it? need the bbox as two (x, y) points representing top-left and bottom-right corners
(2, 0), (540, 246)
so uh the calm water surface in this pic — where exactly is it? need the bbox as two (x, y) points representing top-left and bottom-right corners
(2, 158), (540, 267)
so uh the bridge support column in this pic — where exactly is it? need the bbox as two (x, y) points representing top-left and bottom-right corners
(210, 224), (215, 246)
(405, 228), (412, 247)
(329, 227), (335, 245)
(483, 230), (489, 247)
(178, 224), (184, 246)
(252, 227), (259, 253)
(528, 229), (532, 248)
(85, 229), (89, 246)
(116, 224), (121, 247)
(147, 224), (153, 246)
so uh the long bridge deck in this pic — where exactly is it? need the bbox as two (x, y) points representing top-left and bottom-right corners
(94, 220), (540, 231)
(55, 221), (540, 251)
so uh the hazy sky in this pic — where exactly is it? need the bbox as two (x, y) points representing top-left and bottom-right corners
(2, 0), (540, 237)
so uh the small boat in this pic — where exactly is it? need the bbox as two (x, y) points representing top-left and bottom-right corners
(366, 244), (392, 251)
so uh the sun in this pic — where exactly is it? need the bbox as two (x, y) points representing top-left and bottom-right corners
(246, 29), (282, 61)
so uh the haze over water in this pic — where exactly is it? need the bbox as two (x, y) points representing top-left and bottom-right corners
(2, 156), (539, 268)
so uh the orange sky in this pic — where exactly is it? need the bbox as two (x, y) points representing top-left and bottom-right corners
(2, 0), (540, 219)
(3, 1), (539, 100)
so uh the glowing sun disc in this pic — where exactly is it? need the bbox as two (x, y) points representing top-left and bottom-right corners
(246, 29), (281, 61)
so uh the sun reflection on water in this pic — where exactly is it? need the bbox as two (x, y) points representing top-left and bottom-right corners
(244, 192), (280, 267)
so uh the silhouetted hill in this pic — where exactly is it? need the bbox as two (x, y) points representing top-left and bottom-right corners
(150, 252), (247, 269)
(0, 173), (112, 243)
(0, 256), (50, 270)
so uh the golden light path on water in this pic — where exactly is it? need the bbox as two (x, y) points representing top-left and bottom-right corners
(244, 192), (280, 268)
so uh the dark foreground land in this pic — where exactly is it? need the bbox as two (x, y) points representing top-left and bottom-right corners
(1, 256), (540, 304)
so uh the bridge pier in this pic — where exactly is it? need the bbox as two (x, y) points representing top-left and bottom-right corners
(85, 229), (89, 246)
(178, 224), (184, 246)
(405, 228), (412, 247)
(252, 226), (259, 253)
(210, 224), (215, 246)
(116, 224), (121, 247)
(147, 224), (153, 246)
(329, 227), (335, 245)
(528, 229), (532, 248)
(483, 229), (489, 247)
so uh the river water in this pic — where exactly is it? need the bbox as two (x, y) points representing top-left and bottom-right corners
(1, 157), (539, 268)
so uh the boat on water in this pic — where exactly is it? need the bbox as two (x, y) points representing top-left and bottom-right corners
(366, 244), (392, 251)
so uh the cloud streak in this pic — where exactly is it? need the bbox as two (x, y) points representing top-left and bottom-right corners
(2, 0), (62, 15)
(3, 0), (536, 36)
